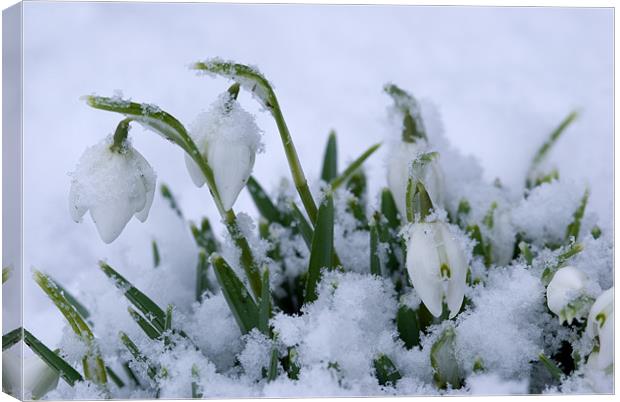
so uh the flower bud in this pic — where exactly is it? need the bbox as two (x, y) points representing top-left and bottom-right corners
(546, 266), (589, 324)
(406, 221), (468, 318)
(387, 141), (444, 220)
(185, 92), (262, 211)
(585, 287), (613, 372)
(69, 136), (156, 243)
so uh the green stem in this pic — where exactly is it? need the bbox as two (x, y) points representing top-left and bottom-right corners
(109, 118), (132, 153)
(224, 210), (262, 298)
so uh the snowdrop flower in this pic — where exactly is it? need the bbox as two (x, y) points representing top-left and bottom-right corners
(387, 141), (445, 220)
(185, 91), (262, 211)
(2, 352), (60, 399)
(546, 266), (589, 324)
(69, 135), (156, 243)
(585, 287), (613, 373)
(406, 221), (468, 318)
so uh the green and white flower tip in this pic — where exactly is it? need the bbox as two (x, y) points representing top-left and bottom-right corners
(546, 266), (591, 324)
(387, 143), (445, 220)
(406, 221), (468, 318)
(2, 352), (60, 399)
(69, 134), (156, 244)
(586, 287), (613, 373)
(185, 90), (263, 211)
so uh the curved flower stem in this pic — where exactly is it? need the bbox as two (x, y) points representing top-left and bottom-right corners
(110, 118), (132, 153)
(224, 209), (262, 298)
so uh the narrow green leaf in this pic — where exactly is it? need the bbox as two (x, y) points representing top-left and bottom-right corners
(291, 202), (313, 249)
(330, 143), (381, 190)
(284, 347), (300, 380)
(384, 84), (427, 143)
(430, 327), (462, 390)
(321, 131), (338, 183)
(152, 240), (161, 268)
(466, 225), (492, 267)
(128, 307), (161, 340)
(258, 269), (272, 336)
(539, 353), (563, 380)
(396, 306), (420, 349)
(2, 327), (22, 351)
(160, 183), (183, 218)
(527, 111), (578, 188)
(381, 189), (400, 229)
(24, 329), (84, 386)
(346, 168), (367, 200)
(266, 347), (279, 382)
(119, 332), (157, 380)
(191, 365), (203, 398)
(106, 366), (125, 388)
(2, 267), (11, 284)
(247, 176), (283, 224)
(195, 250), (211, 302)
(542, 243), (584, 285)
(304, 193), (335, 304)
(123, 362), (141, 386)
(482, 202), (497, 229)
(191, 218), (220, 254)
(165, 305), (173, 332)
(565, 188), (589, 242)
(369, 214), (382, 276)
(519, 241), (534, 266)
(33, 271), (92, 339)
(211, 255), (259, 334)
(223, 210), (262, 299)
(373, 354), (402, 386)
(99, 262), (165, 332)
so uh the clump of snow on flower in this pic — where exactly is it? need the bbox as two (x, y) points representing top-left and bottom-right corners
(69, 135), (156, 243)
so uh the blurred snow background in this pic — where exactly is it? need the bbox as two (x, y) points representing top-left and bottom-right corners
(20, 3), (612, 347)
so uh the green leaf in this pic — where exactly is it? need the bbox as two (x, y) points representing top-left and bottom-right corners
(291, 202), (314, 249)
(565, 188), (589, 242)
(152, 240), (161, 268)
(195, 250), (211, 302)
(527, 111), (578, 188)
(346, 168), (367, 200)
(33, 271), (93, 340)
(519, 241), (534, 266)
(330, 143), (381, 190)
(384, 84), (427, 143)
(2, 267), (11, 284)
(191, 218), (220, 254)
(128, 307), (161, 340)
(539, 353), (563, 380)
(247, 176), (284, 224)
(408, 180), (433, 222)
(373, 354), (402, 386)
(99, 262), (165, 332)
(119, 332), (158, 380)
(191, 365), (203, 398)
(380, 189), (400, 229)
(106, 366), (125, 388)
(160, 184), (183, 218)
(47, 276), (91, 320)
(211, 255), (259, 334)
(430, 327), (462, 390)
(304, 193), (335, 304)
(23, 329), (84, 386)
(258, 269), (272, 336)
(284, 347), (300, 380)
(266, 347), (279, 382)
(482, 202), (497, 229)
(396, 306), (420, 349)
(3, 327), (22, 351)
(321, 131), (338, 183)
(541, 242), (584, 285)
(466, 225), (492, 267)
(369, 213), (382, 276)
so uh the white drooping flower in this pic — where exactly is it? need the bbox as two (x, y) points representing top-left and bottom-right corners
(2, 352), (60, 399)
(585, 287), (613, 373)
(387, 141), (445, 220)
(185, 91), (262, 211)
(406, 221), (468, 318)
(546, 265), (590, 324)
(69, 136), (156, 243)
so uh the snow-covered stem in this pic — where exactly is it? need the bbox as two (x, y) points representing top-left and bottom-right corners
(109, 118), (132, 153)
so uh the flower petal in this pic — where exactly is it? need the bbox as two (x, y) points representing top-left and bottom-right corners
(407, 223), (444, 317)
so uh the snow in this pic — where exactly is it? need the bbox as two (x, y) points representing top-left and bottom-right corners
(11, 2), (613, 399)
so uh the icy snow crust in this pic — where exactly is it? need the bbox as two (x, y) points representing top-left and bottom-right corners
(46, 95), (612, 399)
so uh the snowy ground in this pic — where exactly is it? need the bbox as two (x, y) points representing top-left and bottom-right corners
(15, 2), (613, 394)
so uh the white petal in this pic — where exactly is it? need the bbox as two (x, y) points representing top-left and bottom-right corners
(133, 151), (157, 222)
(68, 179), (87, 222)
(546, 266), (587, 316)
(438, 223), (468, 318)
(424, 157), (445, 208)
(387, 143), (420, 219)
(89, 200), (137, 244)
(208, 139), (255, 211)
(184, 153), (206, 187)
(587, 287), (614, 338)
(407, 223), (444, 317)
(596, 312), (614, 370)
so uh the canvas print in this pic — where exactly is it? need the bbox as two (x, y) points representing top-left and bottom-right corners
(2, 2), (614, 399)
